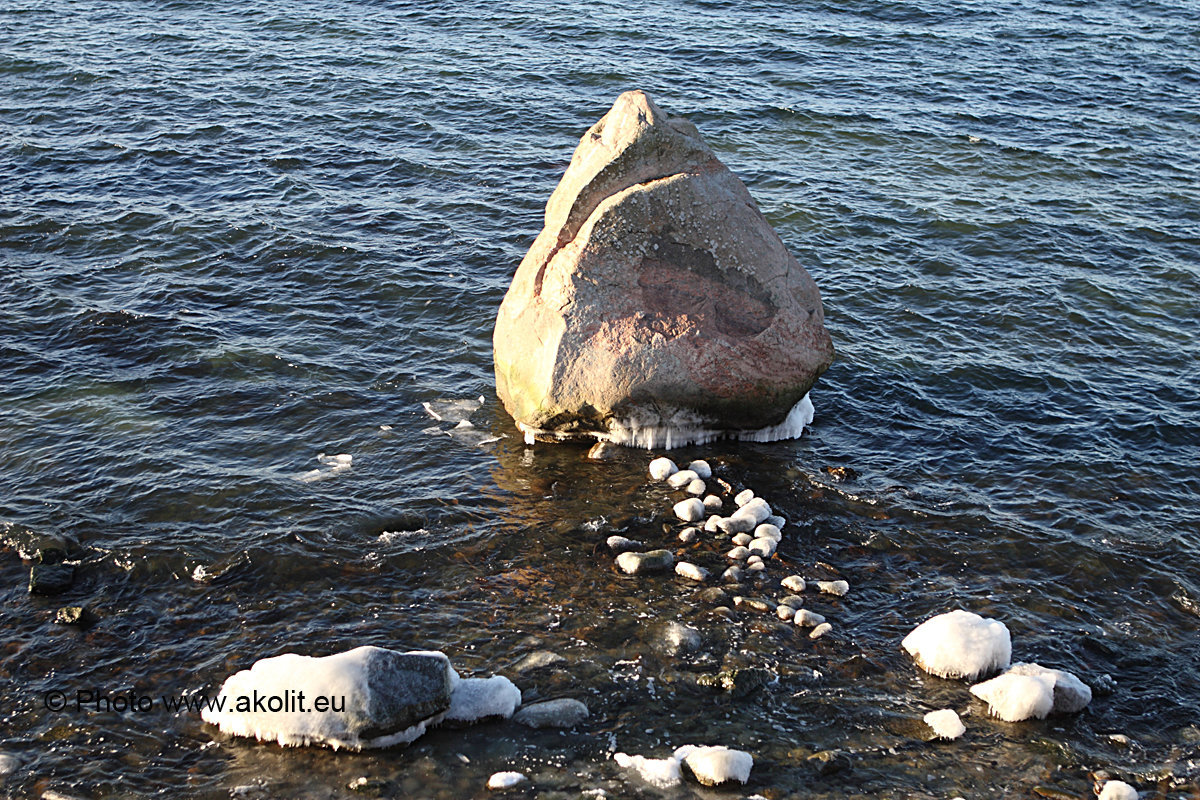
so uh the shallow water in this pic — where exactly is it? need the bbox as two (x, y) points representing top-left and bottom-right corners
(2, 0), (1199, 797)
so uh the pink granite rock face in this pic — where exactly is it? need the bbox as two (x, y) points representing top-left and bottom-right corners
(493, 91), (833, 448)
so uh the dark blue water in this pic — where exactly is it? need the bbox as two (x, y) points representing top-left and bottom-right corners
(2, 1), (1198, 797)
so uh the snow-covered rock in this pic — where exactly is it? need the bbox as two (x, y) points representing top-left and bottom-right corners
(734, 489), (755, 507)
(781, 575), (806, 593)
(487, 771), (528, 790)
(667, 469), (700, 489)
(1006, 662), (1092, 713)
(1098, 780), (1139, 800)
(794, 609), (825, 627)
(703, 494), (723, 511)
(733, 498), (771, 525)
(613, 752), (682, 788)
(816, 579), (849, 597)
(675, 745), (753, 786)
(969, 671), (1055, 721)
(675, 562), (708, 581)
(902, 610), (1011, 681)
(923, 709), (965, 740)
(444, 676), (521, 723)
(201, 646), (456, 750)
(809, 622), (833, 639)
(673, 498), (705, 522)
(649, 457), (678, 481)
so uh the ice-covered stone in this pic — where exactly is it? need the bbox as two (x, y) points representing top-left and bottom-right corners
(923, 709), (965, 740)
(777, 605), (796, 621)
(809, 622), (832, 639)
(685, 479), (706, 495)
(649, 457), (678, 480)
(731, 533), (752, 547)
(487, 771), (528, 790)
(617, 550), (674, 575)
(703, 494), (723, 511)
(733, 498), (771, 525)
(902, 610), (1011, 681)
(614, 752), (682, 789)
(816, 579), (849, 597)
(969, 672), (1055, 721)
(1098, 780), (1139, 800)
(673, 498), (705, 522)
(726, 546), (751, 560)
(781, 575), (806, 593)
(513, 698), (589, 729)
(754, 523), (781, 542)
(734, 489), (755, 507)
(678, 527), (699, 543)
(201, 646), (455, 750)
(748, 537), (776, 558)
(1006, 662), (1092, 714)
(667, 469), (700, 488)
(794, 609), (825, 627)
(675, 562), (708, 581)
(704, 515), (721, 532)
(674, 745), (753, 786)
(444, 676), (521, 723)
(687, 460), (712, 479)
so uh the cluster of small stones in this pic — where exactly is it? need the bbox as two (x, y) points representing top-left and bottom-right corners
(608, 456), (851, 641)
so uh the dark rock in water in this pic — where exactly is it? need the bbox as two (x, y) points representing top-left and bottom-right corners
(696, 667), (771, 698)
(616, 549), (673, 575)
(358, 650), (456, 738)
(1091, 673), (1117, 696)
(29, 564), (75, 595)
(821, 465), (858, 481)
(697, 587), (731, 606)
(347, 776), (391, 796)
(512, 650), (567, 674)
(513, 698), (589, 729)
(493, 90), (833, 448)
(807, 749), (852, 777)
(0, 752), (21, 776)
(378, 510), (426, 533)
(54, 605), (97, 628)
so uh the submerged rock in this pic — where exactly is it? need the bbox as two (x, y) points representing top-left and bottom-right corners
(513, 698), (589, 729)
(493, 90), (833, 449)
(29, 564), (75, 595)
(0, 752), (21, 776)
(53, 605), (97, 628)
(656, 621), (702, 656)
(617, 549), (674, 575)
(201, 647), (456, 750)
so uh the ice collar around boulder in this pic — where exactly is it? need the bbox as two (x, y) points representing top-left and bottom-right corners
(494, 90), (834, 449)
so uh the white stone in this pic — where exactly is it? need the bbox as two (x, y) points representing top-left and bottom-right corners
(616, 550), (674, 575)
(754, 523), (781, 542)
(444, 676), (521, 723)
(1006, 662), (1093, 714)
(969, 672), (1055, 722)
(734, 489), (755, 506)
(675, 562), (708, 581)
(1098, 780), (1139, 800)
(722, 566), (744, 582)
(765, 515), (786, 528)
(747, 561), (767, 572)
(719, 515), (756, 534)
(733, 497), (771, 525)
(703, 495), (723, 511)
(673, 498), (705, 522)
(726, 546), (750, 560)
(487, 771), (528, 790)
(794, 609), (825, 627)
(686, 479), (706, 495)
(781, 575), (806, 593)
(667, 469), (699, 488)
(779, 595), (804, 609)
(923, 709), (965, 740)
(748, 537), (776, 558)
(687, 460), (712, 479)
(777, 605), (796, 621)
(678, 527), (699, 543)
(731, 533), (752, 547)
(809, 622), (832, 639)
(649, 457), (678, 480)
(816, 579), (849, 596)
(704, 515), (721, 532)
(902, 610), (1012, 681)
(746, 554), (763, 566)
(674, 745), (753, 786)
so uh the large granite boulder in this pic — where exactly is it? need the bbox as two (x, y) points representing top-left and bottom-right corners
(494, 90), (833, 448)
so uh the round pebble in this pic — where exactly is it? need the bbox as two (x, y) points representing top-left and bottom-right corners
(748, 537), (776, 558)
(734, 489), (755, 506)
(731, 533), (752, 547)
(777, 605), (796, 621)
(675, 562), (709, 581)
(726, 546), (751, 560)
(703, 494), (723, 511)
(746, 554), (764, 566)
(809, 622), (833, 640)
(649, 457), (678, 481)
(687, 460), (712, 479)
(747, 561), (767, 572)
(754, 523), (781, 542)
(487, 771), (528, 790)
(779, 595), (805, 609)
(667, 469), (700, 488)
(678, 527), (699, 543)
(722, 565), (744, 582)
(686, 479), (706, 495)
(674, 498), (705, 522)
(606, 535), (643, 554)
(704, 515), (722, 532)
(735, 497), (771, 525)
(765, 514), (786, 528)
(781, 575), (806, 593)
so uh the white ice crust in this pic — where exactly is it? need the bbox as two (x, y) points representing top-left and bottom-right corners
(598, 393), (816, 449)
(674, 745), (754, 786)
(923, 709), (966, 740)
(902, 610), (1012, 680)
(613, 752), (683, 788)
(200, 646), (457, 751)
(487, 771), (528, 790)
(444, 676), (522, 723)
(969, 672), (1055, 721)
(1098, 780), (1139, 800)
